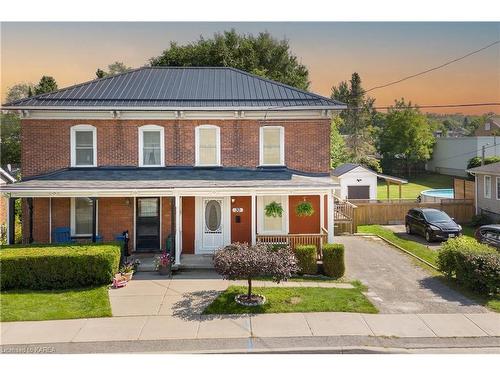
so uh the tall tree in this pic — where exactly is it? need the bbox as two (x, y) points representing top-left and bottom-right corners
(377, 99), (435, 176)
(330, 116), (348, 168)
(0, 112), (21, 166)
(34, 76), (58, 95)
(95, 61), (133, 78)
(5, 83), (34, 103)
(331, 72), (376, 162)
(150, 30), (309, 90)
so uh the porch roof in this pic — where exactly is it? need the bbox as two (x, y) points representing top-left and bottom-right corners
(1, 167), (337, 196)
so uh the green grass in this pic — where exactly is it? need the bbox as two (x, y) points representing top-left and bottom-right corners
(358, 225), (439, 266)
(357, 224), (500, 313)
(203, 283), (378, 314)
(377, 173), (453, 200)
(0, 286), (112, 322)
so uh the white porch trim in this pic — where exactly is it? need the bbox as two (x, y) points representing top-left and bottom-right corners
(174, 195), (181, 266)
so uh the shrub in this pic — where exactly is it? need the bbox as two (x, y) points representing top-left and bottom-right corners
(0, 243), (121, 290)
(438, 237), (499, 295)
(294, 245), (317, 275)
(213, 243), (298, 301)
(322, 243), (345, 278)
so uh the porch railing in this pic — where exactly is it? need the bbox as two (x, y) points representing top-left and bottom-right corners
(256, 230), (328, 259)
(333, 195), (357, 222)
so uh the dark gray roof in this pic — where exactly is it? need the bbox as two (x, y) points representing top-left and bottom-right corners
(331, 163), (362, 176)
(1, 167), (336, 192)
(466, 161), (500, 175)
(3, 67), (344, 110)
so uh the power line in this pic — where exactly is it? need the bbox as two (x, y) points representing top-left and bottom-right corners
(365, 40), (500, 93)
(371, 102), (500, 110)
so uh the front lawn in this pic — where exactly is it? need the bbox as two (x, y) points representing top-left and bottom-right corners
(0, 286), (112, 322)
(203, 283), (378, 314)
(377, 172), (453, 200)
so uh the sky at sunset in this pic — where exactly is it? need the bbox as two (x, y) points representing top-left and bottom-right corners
(1, 22), (499, 114)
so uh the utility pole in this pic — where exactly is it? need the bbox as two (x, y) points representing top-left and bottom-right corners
(481, 145), (486, 165)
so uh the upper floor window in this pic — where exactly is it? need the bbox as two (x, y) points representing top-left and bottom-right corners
(195, 125), (221, 166)
(139, 125), (164, 167)
(260, 126), (284, 166)
(71, 125), (96, 167)
(484, 175), (491, 199)
(485, 122), (491, 131)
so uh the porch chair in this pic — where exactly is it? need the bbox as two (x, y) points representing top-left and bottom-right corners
(53, 227), (76, 244)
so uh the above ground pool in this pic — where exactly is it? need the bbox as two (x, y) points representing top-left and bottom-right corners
(420, 189), (454, 203)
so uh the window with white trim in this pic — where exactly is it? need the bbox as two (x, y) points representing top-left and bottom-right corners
(195, 125), (220, 166)
(497, 177), (500, 200)
(258, 195), (287, 234)
(71, 125), (96, 167)
(71, 197), (96, 236)
(139, 125), (164, 167)
(484, 175), (491, 199)
(260, 126), (284, 166)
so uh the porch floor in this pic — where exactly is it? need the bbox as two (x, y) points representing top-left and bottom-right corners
(130, 253), (214, 272)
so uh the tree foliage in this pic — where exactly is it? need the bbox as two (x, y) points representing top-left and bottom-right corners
(377, 99), (435, 176)
(0, 112), (21, 166)
(150, 30), (310, 90)
(330, 116), (348, 168)
(95, 61), (133, 78)
(5, 83), (34, 103)
(34, 76), (58, 95)
(213, 243), (298, 300)
(331, 73), (376, 162)
(467, 156), (500, 170)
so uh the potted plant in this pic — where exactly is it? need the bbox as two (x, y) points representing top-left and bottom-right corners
(295, 200), (314, 217)
(154, 251), (174, 276)
(264, 201), (283, 218)
(119, 261), (135, 282)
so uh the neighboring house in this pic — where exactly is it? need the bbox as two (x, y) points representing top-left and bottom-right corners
(426, 136), (500, 177)
(475, 116), (500, 136)
(331, 163), (407, 200)
(0, 167), (16, 242)
(0, 67), (345, 265)
(466, 162), (500, 222)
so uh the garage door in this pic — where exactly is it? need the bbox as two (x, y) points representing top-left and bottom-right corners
(347, 185), (370, 199)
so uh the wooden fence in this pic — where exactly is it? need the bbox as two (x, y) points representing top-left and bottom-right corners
(349, 199), (474, 231)
(454, 178), (475, 200)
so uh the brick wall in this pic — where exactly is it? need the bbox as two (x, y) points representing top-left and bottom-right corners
(21, 118), (331, 177)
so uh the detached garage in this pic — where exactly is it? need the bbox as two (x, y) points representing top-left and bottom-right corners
(331, 163), (408, 200)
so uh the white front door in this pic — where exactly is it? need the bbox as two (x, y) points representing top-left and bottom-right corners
(197, 197), (226, 253)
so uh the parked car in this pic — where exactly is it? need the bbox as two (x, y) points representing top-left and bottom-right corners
(405, 208), (462, 242)
(475, 225), (500, 249)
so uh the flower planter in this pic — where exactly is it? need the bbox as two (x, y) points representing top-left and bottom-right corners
(159, 264), (172, 276)
(121, 271), (134, 282)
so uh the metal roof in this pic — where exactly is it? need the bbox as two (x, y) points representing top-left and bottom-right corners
(1, 167), (336, 194)
(3, 67), (345, 110)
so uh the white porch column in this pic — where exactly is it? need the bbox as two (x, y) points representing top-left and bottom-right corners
(251, 194), (256, 245)
(174, 195), (181, 265)
(319, 193), (325, 229)
(327, 190), (334, 243)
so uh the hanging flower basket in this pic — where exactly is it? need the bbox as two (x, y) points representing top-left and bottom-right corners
(264, 201), (283, 218)
(295, 201), (314, 217)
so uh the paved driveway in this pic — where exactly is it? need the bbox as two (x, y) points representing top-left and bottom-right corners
(337, 236), (487, 314)
(383, 224), (442, 250)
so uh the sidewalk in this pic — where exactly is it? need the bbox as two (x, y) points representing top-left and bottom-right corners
(1, 312), (499, 346)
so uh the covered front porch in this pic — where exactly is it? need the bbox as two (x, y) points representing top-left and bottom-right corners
(1, 167), (337, 267)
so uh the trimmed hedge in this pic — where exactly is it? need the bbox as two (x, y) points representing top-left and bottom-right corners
(294, 245), (317, 275)
(437, 237), (499, 295)
(0, 243), (121, 290)
(322, 243), (345, 278)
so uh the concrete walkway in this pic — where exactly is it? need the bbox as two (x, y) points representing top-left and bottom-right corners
(1, 312), (499, 346)
(338, 236), (487, 313)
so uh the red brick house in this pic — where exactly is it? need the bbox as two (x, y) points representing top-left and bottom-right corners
(1, 67), (343, 265)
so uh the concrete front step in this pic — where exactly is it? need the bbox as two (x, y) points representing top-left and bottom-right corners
(130, 254), (214, 272)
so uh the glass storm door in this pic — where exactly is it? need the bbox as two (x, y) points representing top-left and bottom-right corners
(136, 197), (160, 251)
(201, 198), (224, 253)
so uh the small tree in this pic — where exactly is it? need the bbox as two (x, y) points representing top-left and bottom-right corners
(213, 243), (298, 305)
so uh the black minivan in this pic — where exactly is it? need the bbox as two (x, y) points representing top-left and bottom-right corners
(405, 208), (462, 242)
